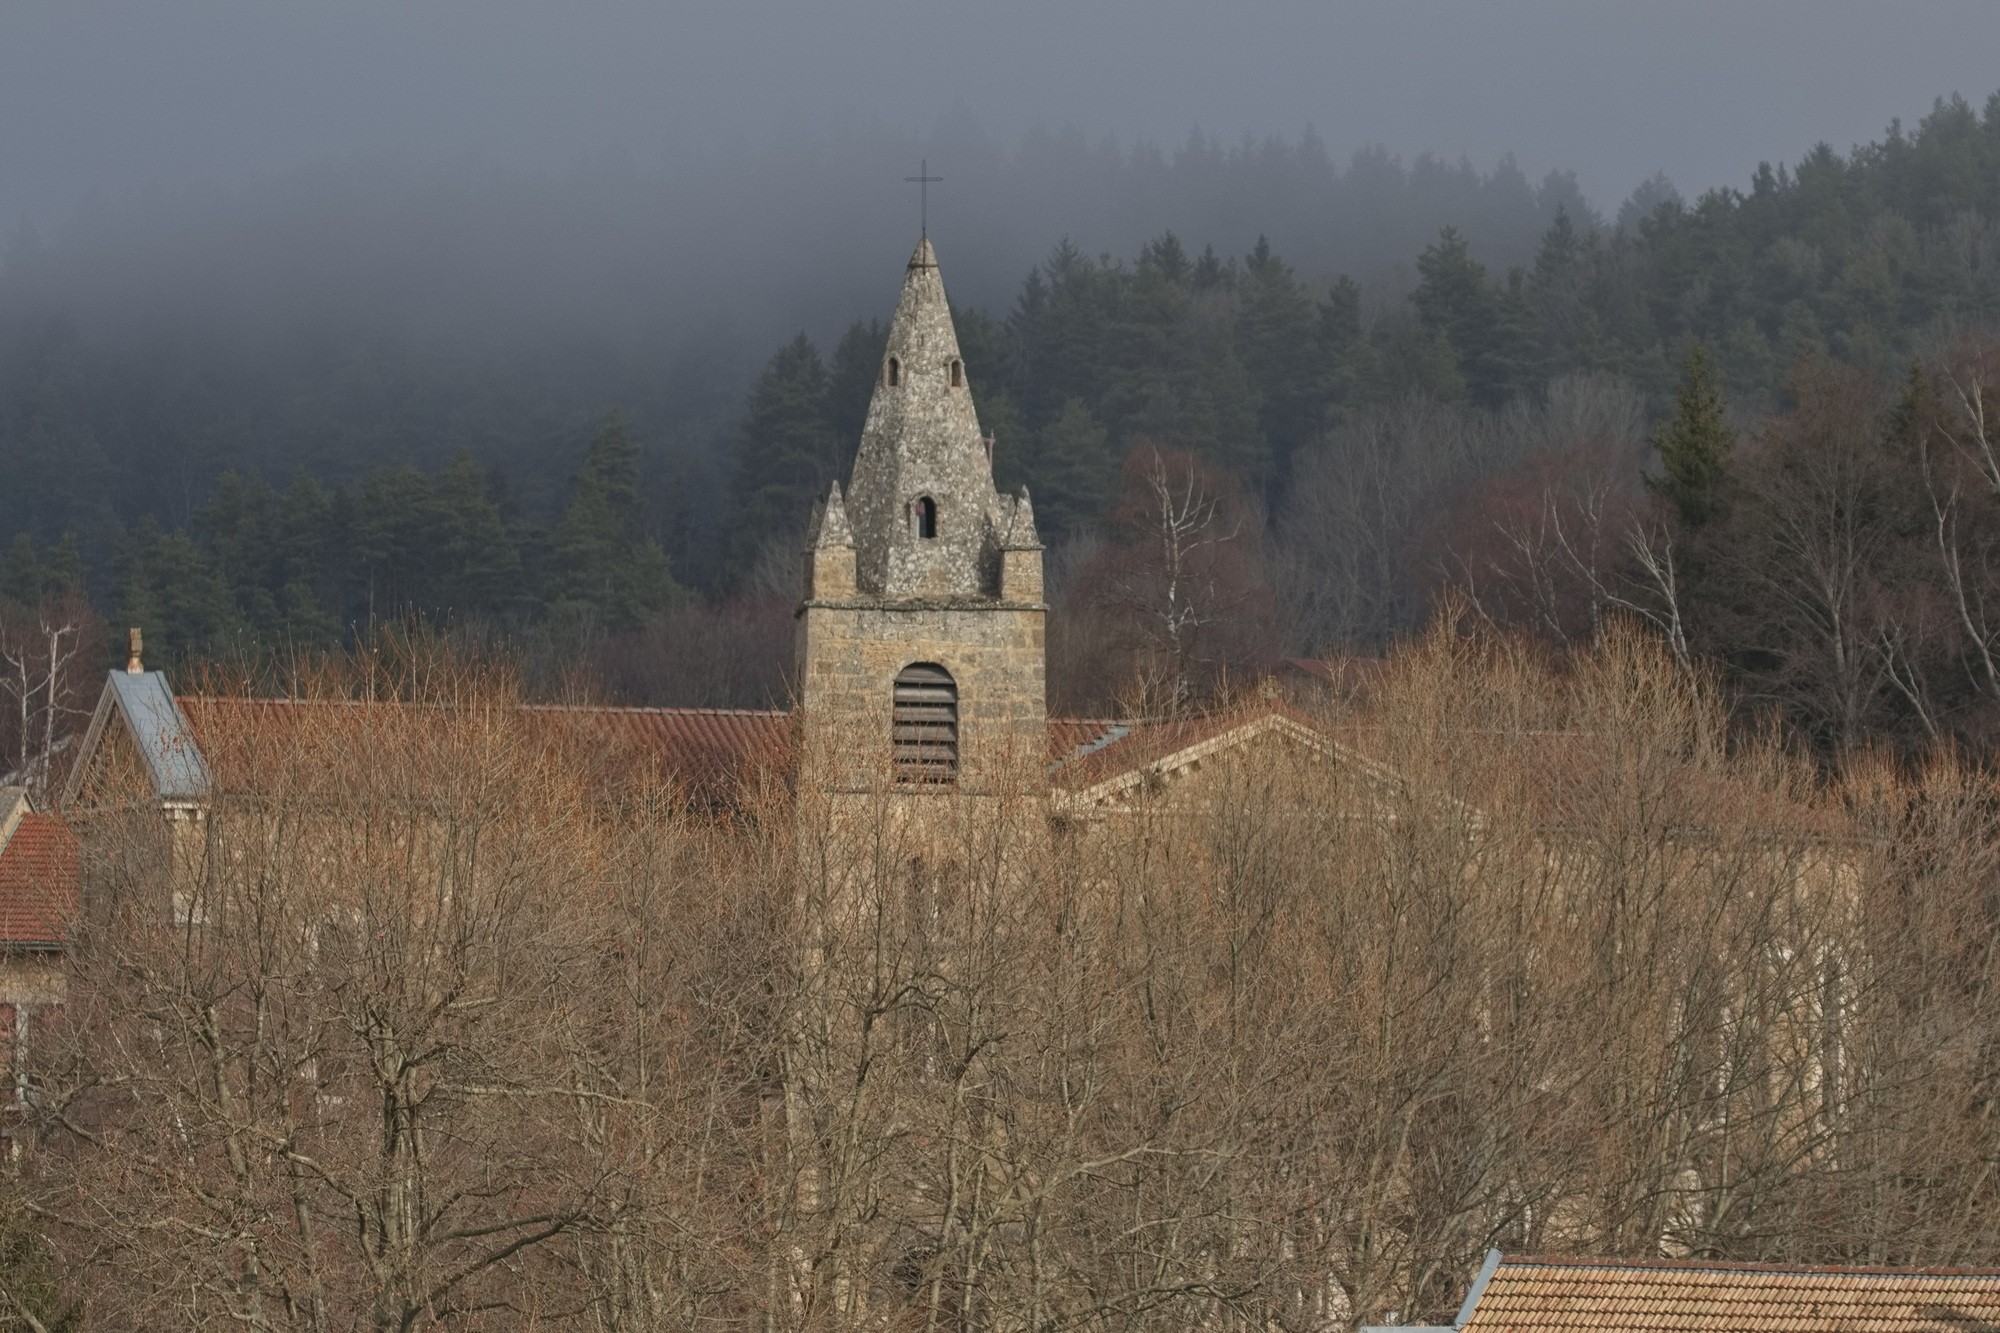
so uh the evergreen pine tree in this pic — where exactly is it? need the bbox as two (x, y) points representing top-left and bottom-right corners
(1525, 207), (1609, 373)
(825, 318), (888, 446)
(0, 534), (43, 608)
(728, 334), (837, 582)
(354, 464), (443, 616)
(1413, 226), (1525, 407)
(1139, 232), (1191, 286)
(1008, 241), (1115, 426)
(43, 532), (83, 592)
(117, 517), (242, 663)
(196, 470), (281, 634)
(1237, 236), (1327, 487)
(1650, 343), (1735, 528)
(555, 413), (680, 629)
(275, 470), (343, 642)
(1025, 398), (1116, 537)
(432, 450), (522, 617)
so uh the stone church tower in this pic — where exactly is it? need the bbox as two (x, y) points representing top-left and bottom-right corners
(796, 238), (1046, 796)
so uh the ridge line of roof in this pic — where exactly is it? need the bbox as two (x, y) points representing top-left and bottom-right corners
(1497, 1254), (2000, 1278)
(179, 698), (1161, 729)
(178, 696), (795, 719)
(518, 704), (791, 718)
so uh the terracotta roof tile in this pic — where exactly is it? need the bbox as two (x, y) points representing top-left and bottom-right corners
(0, 813), (79, 947)
(1460, 1254), (2000, 1332)
(176, 698), (794, 806)
(521, 703), (793, 801)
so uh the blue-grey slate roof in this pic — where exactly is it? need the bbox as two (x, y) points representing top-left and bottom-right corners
(109, 670), (211, 801)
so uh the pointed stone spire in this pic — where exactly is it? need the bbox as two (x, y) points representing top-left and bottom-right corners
(1001, 487), (1041, 550)
(998, 487), (1045, 603)
(804, 481), (858, 600)
(808, 481), (854, 549)
(844, 238), (1000, 599)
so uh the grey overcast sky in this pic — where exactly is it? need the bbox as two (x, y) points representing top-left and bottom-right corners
(4, 0), (1999, 226)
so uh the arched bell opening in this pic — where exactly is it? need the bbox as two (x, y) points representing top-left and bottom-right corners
(892, 663), (957, 784)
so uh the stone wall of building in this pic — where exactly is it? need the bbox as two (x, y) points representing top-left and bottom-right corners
(796, 597), (1045, 795)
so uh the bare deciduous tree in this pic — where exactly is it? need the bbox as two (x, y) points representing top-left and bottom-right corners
(1075, 444), (1273, 716)
(0, 590), (96, 796)
(14, 625), (2000, 1329)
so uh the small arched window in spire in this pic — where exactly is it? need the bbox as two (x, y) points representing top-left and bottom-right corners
(912, 496), (938, 539)
(886, 357), (901, 387)
(949, 359), (963, 388)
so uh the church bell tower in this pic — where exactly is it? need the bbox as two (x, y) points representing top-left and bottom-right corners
(796, 238), (1046, 795)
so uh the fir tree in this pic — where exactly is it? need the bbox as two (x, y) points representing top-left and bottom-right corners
(1413, 226), (1527, 407)
(0, 534), (43, 608)
(1650, 343), (1735, 528)
(1237, 236), (1325, 487)
(432, 451), (521, 617)
(275, 470), (343, 641)
(555, 414), (679, 629)
(825, 318), (888, 446)
(1525, 208), (1608, 373)
(354, 464), (443, 617)
(117, 517), (242, 662)
(1025, 399), (1116, 537)
(197, 470), (281, 633)
(728, 334), (837, 582)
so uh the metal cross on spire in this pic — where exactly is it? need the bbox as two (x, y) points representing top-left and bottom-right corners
(904, 159), (943, 239)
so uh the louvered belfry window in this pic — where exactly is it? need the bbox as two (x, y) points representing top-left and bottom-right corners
(892, 663), (958, 783)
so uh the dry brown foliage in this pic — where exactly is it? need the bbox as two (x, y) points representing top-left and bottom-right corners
(12, 624), (2000, 1330)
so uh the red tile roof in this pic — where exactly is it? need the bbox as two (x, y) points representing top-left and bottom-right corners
(1460, 1254), (2000, 1332)
(521, 704), (794, 801)
(176, 698), (796, 806)
(0, 812), (78, 947)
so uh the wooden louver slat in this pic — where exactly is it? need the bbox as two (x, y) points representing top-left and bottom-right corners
(893, 664), (958, 783)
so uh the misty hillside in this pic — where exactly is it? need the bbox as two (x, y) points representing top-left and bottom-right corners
(3, 92), (1999, 742)
(0, 125), (1591, 540)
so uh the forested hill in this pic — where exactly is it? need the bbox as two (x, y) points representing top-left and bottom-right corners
(2, 92), (1999, 740)
(721, 90), (2000, 587)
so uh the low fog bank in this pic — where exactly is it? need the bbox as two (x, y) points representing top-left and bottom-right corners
(0, 124), (1595, 530)
(7, 124), (1595, 346)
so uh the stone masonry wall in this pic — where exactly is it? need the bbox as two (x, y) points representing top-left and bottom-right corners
(796, 599), (1046, 795)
